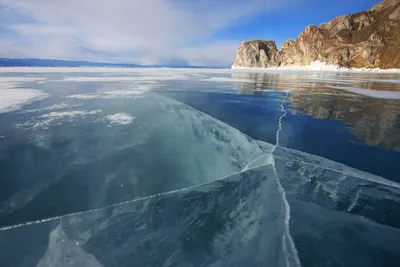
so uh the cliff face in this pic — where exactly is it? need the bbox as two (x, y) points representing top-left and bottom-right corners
(233, 0), (400, 69)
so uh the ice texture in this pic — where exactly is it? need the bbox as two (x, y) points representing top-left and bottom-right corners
(1, 69), (400, 267)
(1, 145), (399, 267)
(0, 165), (299, 267)
(106, 113), (135, 125)
(17, 110), (102, 129)
(0, 92), (272, 227)
(328, 85), (400, 99)
(67, 89), (146, 100)
(0, 89), (48, 114)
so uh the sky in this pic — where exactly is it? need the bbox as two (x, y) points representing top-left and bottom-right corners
(0, 0), (381, 66)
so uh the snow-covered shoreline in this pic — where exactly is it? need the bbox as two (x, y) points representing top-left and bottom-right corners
(231, 61), (400, 74)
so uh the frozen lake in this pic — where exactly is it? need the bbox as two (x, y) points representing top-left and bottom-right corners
(0, 68), (400, 267)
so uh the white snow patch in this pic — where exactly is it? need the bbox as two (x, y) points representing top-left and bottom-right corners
(40, 110), (102, 120)
(67, 94), (103, 100)
(0, 77), (47, 83)
(106, 113), (135, 125)
(21, 103), (79, 113)
(232, 61), (400, 73)
(67, 90), (144, 100)
(19, 109), (102, 129)
(103, 90), (145, 97)
(67, 88), (146, 100)
(0, 89), (49, 114)
(328, 86), (400, 99)
(63, 77), (136, 82)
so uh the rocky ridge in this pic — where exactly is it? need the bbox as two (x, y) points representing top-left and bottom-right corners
(233, 0), (400, 69)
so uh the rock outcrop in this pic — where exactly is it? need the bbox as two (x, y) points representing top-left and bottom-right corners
(233, 0), (400, 69)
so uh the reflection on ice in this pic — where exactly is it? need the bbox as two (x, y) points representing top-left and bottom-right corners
(328, 85), (400, 99)
(0, 92), (270, 227)
(1, 89), (400, 266)
(1, 68), (400, 267)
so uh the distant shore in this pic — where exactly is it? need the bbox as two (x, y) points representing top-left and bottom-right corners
(232, 61), (400, 74)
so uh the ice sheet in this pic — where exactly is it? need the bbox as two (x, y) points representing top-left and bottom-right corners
(106, 113), (135, 125)
(0, 89), (49, 114)
(67, 89), (146, 99)
(21, 103), (80, 113)
(18, 110), (102, 129)
(328, 86), (400, 99)
(205, 77), (255, 83)
(1, 69), (400, 267)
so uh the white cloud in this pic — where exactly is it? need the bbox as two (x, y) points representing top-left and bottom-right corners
(6, 24), (76, 36)
(0, 0), (297, 65)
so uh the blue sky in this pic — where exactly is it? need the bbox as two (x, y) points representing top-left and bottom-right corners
(0, 0), (381, 66)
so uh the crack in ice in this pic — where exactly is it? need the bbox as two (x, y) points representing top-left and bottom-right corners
(271, 92), (302, 267)
(347, 189), (361, 212)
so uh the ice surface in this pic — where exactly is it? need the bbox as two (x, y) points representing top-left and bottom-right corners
(67, 94), (103, 100)
(245, 145), (400, 229)
(0, 89), (49, 114)
(21, 103), (80, 113)
(106, 113), (135, 125)
(205, 77), (256, 83)
(67, 89), (146, 100)
(0, 165), (300, 267)
(63, 77), (137, 82)
(40, 110), (102, 121)
(0, 77), (47, 83)
(1, 92), (272, 227)
(328, 85), (400, 99)
(0, 75), (49, 113)
(36, 225), (103, 267)
(18, 110), (102, 129)
(1, 145), (399, 267)
(1, 69), (400, 266)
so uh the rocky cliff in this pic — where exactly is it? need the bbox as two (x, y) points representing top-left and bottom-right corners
(233, 0), (400, 69)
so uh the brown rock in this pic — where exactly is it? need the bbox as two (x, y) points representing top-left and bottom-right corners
(233, 40), (280, 68)
(233, 0), (400, 69)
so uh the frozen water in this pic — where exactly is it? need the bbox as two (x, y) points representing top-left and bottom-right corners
(328, 85), (400, 99)
(0, 68), (399, 267)
(67, 89), (147, 100)
(0, 75), (49, 113)
(0, 89), (49, 114)
(0, 91), (271, 227)
(22, 103), (76, 113)
(205, 77), (256, 83)
(0, 165), (298, 267)
(106, 113), (135, 125)
(36, 225), (103, 267)
(18, 110), (102, 129)
(1, 144), (399, 267)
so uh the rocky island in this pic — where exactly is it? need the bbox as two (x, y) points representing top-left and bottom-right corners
(233, 0), (400, 69)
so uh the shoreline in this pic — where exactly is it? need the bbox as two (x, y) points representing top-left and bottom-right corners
(231, 61), (400, 74)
